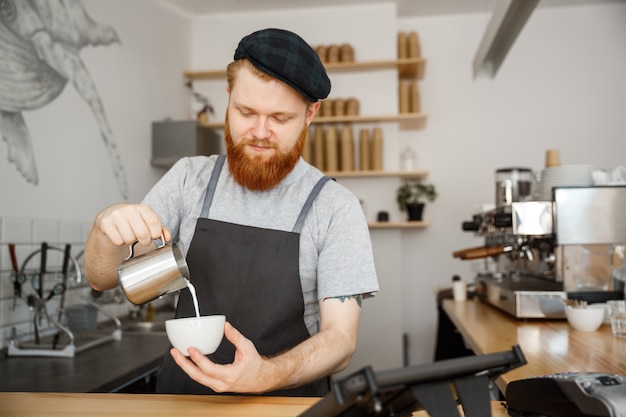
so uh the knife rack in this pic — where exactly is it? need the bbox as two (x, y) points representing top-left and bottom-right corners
(6, 245), (123, 358)
(7, 290), (123, 358)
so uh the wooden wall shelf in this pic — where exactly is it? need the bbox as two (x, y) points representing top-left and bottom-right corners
(314, 113), (426, 129)
(325, 170), (428, 179)
(181, 54), (431, 221)
(184, 57), (425, 81)
(199, 112), (426, 130)
(368, 221), (429, 229)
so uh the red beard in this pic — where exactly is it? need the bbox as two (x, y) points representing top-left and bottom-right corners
(225, 111), (306, 191)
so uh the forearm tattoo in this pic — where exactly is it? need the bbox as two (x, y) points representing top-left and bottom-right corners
(324, 294), (362, 307)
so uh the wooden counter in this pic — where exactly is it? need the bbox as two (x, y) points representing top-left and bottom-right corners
(0, 392), (510, 417)
(442, 298), (626, 392)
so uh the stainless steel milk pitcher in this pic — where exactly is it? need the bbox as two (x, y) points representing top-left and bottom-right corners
(118, 236), (190, 305)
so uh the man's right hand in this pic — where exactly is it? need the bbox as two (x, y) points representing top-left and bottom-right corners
(94, 203), (171, 247)
(84, 203), (170, 291)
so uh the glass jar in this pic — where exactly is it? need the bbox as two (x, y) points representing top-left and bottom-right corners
(495, 167), (535, 207)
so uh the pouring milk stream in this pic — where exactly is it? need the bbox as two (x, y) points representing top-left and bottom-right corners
(184, 279), (201, 318)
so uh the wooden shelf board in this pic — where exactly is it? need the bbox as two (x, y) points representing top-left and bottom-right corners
(199, 113), (427, 130)
(323, 57), (425, 79)
(184, 69), (225, 79)
(184, 57), (425, 81)
(368, 221), (430, 229)
(325, 170), (428, 179)
(312, 113), (422, 124)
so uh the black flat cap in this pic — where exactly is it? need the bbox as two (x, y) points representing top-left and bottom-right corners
(234, 28), (331, 102)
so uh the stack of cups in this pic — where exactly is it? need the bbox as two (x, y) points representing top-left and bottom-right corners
(607, 300), (626, 337)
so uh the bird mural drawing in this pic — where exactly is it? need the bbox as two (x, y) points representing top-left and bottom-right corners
(0, 0), (128, 199)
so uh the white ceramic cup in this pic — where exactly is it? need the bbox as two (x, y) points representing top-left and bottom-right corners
(165, 315), (225, 355)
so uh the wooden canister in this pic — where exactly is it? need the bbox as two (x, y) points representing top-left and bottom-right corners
(321, 99), (334, 117)
(340, 125), (355, 171)
(327, 45), (340, 63)
(359, 129), (371, 171)
(399, 80), (410, 114)
(324, 126), (339, 172)
(302, 128), (312, 163)
(346, 98), (360, 116)
(372, 128), (383, 171)
(313, 126), (325, 171)
(408, 32), (421, 58)
(340, 44), (354, 62)
(397, 32), (408, 59)
(333, 99), (346, 117)
(409, 82), (420, 113)
(315, 45), (327, 63)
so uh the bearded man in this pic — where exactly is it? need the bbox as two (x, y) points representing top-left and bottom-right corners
(84, 28), (378, 396)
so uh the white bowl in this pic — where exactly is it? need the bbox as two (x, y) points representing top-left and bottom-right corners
(565, 305), (605, 332)
(165, 315), (225, 355)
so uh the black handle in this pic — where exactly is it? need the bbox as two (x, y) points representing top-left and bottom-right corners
(39, 242), (48, 299)
(494, 212), (512, 228)
(462, 221), (480, 231)
(8, 243), (19, 273)
(61, 243), (72, 276)
(9, 243), (22, 299)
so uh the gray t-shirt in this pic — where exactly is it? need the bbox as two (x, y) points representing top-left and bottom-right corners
(143, 155), (379, 334)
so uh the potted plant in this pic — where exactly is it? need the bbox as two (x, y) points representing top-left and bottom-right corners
(396, 181), (438, 221)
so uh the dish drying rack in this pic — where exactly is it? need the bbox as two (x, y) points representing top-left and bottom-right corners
(7, 244), (122, 358)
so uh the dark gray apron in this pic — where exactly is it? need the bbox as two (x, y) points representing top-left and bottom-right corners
(156, 155), (331, 396)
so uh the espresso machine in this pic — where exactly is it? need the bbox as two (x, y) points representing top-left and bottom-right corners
(456, 168), (626, 319)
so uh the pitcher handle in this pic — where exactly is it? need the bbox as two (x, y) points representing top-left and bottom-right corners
(125, 233), (166, 261)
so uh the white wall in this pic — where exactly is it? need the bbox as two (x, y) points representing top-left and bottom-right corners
(1, 1), (624, 369)
(0, 0), (191, 348)
(0, 0), (191, 221)
(398, 2), (626, 364)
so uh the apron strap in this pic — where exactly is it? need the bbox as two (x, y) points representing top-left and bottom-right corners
(200, 154), (226, 218)
(200, 156), (330, 232)
(292, 176), (332, 233)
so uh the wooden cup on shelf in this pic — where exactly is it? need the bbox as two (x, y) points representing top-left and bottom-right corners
(346, 98), (360, 116)
(327, 45), (340, 63)
(333, 99), (345, 117)
(409, 82), (420, 113)
(302, 129), (313, 163)
(397, 32), (408, 59)
(359, 129), (371, 171)
(340, 126), (355, 171)
(321, 99), (334, 117)
(315, 45), (327, 63)
(324, 126), (339, 172)
(408, 31), (421, 58)
(340, 44), (354, 62)
(313, 126), (325, 171)
(372, 128), (383, 171)
(399, 80), (410, 114)
(545, 149), (561, 168)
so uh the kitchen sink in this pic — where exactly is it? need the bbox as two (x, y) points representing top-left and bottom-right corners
(123, 321), (167, 335)
(120, 307), (175, 336)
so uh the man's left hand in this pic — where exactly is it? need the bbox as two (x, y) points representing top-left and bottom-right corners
(170, 321), (276, 393)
